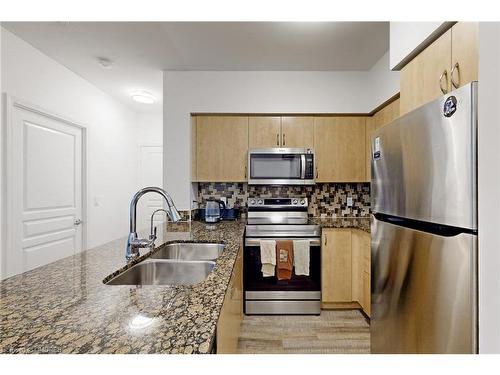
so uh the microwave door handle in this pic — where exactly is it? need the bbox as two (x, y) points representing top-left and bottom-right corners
(301, 154), (306, 179)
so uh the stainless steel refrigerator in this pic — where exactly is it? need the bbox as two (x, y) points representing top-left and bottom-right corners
(370, 82), (478, 354)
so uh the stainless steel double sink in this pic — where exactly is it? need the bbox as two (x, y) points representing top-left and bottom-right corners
(105, 243), (224, 286)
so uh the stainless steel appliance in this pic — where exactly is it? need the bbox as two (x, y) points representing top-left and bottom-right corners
(244, 197), (321, 314)
(370, 82), (478, 354)
(247, 148), (315, 185)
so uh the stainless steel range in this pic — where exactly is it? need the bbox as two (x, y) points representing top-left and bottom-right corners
(244, 197), (321, 315)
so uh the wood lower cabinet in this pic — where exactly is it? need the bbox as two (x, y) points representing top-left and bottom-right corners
(314, 117), (366, 182)
(196, 116), (249, 182)
(321, 229), (352, 303)
(365, 99), (400, 181)
(321, 228), (370, 316)
(249, 116), (281, 148)
(351, 229), (371, 316)
(281, 116), (314, 148)
(400, 22), (478, 116)
(216, 245), (243, 354)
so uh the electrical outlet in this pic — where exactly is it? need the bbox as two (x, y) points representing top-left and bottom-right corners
(347, 197), (353, 207)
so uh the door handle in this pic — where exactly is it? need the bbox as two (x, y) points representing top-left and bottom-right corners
(439, 70), (449, 94)
(450, 62), (460, 89)
(276, 133), (279, 146)
(74, 219), (82, 226)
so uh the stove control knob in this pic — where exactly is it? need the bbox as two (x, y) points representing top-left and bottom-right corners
(257, 199), (263, 205)
(249, 199), (256, 205)
(300, 199), (306, 205)
(292, 199), (298, 205)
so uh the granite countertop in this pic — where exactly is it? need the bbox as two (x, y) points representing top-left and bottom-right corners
(309, 217), (371, 233)
(0, 220), (245, 354)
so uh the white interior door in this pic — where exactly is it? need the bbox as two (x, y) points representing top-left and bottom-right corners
(6, 102), (84, 278)
(137, 145), (164, 232)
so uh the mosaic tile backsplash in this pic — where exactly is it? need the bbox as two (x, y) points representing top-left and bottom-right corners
(196, 182), (371, 218)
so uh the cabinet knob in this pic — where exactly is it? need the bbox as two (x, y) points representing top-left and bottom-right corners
(451, 62), (460, 89)
(439, 70), (449, 94)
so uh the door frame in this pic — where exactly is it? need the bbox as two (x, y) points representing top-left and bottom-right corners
(2, 95), (88, 279)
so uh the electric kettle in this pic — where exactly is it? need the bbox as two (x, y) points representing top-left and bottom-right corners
(205, 199), (226, 223)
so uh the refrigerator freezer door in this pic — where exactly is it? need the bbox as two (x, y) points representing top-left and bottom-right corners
(371, 82), (477, 230)
(370, 218), (477, 353)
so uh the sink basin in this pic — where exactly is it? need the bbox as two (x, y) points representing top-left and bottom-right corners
(105, 259), (215, 286)
(150, 242), (224, 261)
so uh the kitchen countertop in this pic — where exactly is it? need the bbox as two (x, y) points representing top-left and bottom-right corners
(0, 220), (245, 354)
(309, 217), (371, 233)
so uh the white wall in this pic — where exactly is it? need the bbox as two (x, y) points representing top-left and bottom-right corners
(163, 53), (399, 210)
(390, 22), (453, 70)
(478, 22), (500, 354)
(0, 28), (162, 278)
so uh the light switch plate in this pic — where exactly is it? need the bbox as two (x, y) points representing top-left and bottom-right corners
(347, 197), (353, 207)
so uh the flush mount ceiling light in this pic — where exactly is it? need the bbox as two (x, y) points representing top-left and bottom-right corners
(130, 90), (156, 104)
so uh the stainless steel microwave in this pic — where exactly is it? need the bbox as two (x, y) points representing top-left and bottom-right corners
(247, 148), (315, 185)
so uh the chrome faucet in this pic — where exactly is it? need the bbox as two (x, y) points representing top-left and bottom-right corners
(125, 187), (181, 261)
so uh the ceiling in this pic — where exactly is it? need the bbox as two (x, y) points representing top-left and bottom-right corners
(2, 22), (389, 113)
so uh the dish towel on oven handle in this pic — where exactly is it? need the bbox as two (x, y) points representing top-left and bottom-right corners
(259, 240), (276, 277)
(276, 240), (294, 280)
(293, 239), (310, 276)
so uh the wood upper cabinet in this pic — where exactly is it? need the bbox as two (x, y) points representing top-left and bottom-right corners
(216, 245), (243, 353)
(400, 22), (478, 116)
(191, 116), (197, 181)
(249, 116), (314, 148)
(365, 99), (400, 181)
(196, 116), (249, 182)
(321, 229), (352, 303)
(451, 22), (478, 90)
(314, 116), (366, 182)
(249, 116), (281, 148)
(281, 116), (314, 148)
(400, 29), (452, 115)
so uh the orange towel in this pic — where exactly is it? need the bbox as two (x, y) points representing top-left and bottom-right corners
(276, 240), (293, 280)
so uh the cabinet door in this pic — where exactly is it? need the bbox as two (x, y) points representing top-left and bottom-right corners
(321, 229), (352, 303)
(351, 230), (371, 314)
(314, 117), (366, 182)
(365, 99), (400, 181)
(217, 246), (243, 353)
(451, 22), (478, 90)
(196, 116), (248, 182)
(191, 116), (197, 181)
(249, 116), (281, 148)
(281, 116), (314, 148)
(400, 29), (452, 115)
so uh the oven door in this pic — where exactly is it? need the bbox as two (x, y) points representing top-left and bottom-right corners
(243, 237), (321, 314)
(248, 148), (308, 185)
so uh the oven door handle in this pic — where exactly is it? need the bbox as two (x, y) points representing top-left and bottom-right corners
(245, 238), (321, 246)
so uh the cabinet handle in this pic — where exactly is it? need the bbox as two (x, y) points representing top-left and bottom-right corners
(276, 133), (279, 146)
(282, 133), (286, 146)
(324, 235), (327, 246)
(450, 62), (460, 89)
(244, 166), (247, 179)
(316, 168), (319, 179)
(439, 70), (449, 95)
